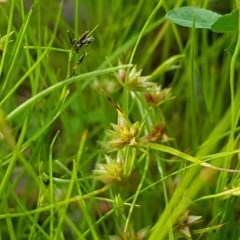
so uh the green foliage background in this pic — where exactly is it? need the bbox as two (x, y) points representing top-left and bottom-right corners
(0, 0), (240, 239)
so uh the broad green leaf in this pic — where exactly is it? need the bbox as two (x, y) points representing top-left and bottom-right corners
(165, 7), (221, 29)
(211, 9), (238, 32)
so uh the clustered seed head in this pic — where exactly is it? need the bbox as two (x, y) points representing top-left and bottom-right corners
(93, 155), (124, 185)
(101, 112), (140, 152)
(141, 124), (169, 143)
(144, 86), (173, 106)
(94, 62), (173, 187)
(116, 64), (156, 92)
(116, 63), (173, 106)
(176, 210), (202, 238)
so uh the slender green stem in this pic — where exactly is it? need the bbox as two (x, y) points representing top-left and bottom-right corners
(216, 0), (240, 190)
(229, 2), (240, 132)
(49, 131), (59, 238)
(189, 15), (197, 152)
(6, 65), (131, 120)
(124, 151), (148, 232)
(129, 0), (165, 64)
(0, 1), (35, 97)
(123, 0), (165, 114)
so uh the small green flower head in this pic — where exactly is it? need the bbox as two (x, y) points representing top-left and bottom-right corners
(116, 63), (156, 92)
(93, 155), (124, 185)
(176, 210), (202, 238)
(144, 86), (173, 106)
(141, 124), (169, 143)
(102, 112), (140, 152)
(109, 225), (150, 240)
